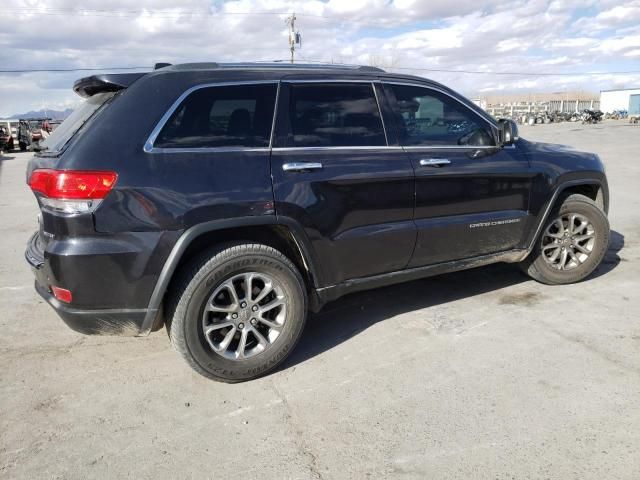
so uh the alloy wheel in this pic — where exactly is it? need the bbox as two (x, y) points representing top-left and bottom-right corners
(541, 213), (595, 270)
(201, 272), (287, 360)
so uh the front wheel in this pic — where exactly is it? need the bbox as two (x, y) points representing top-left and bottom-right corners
(166, 243), (308, 382)
(520, 194), (610, 285)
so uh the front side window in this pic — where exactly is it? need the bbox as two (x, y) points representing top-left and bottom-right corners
(155, 83), (277, 149)
(286, 83), (386, 147)
(387, 84), (495, 147)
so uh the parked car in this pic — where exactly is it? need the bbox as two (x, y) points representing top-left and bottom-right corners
(0, 125), (9, 151)
(0, 119), (19, 151)
(20, 118), (52, 151)
(25, 62), (610, 382)
(18, 120), (32, 151)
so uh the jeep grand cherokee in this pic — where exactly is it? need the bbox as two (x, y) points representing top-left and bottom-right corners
(25, 62), (610, 382)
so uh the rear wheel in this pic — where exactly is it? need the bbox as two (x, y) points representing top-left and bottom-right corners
(166, 243), (307, 382)
(520, 194), (609, 284)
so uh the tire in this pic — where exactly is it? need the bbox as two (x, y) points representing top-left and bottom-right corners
(166, 242), (308, 382)
(520, 194), (609, 285)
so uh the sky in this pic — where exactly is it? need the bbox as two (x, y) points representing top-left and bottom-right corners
(0, 0), (639, 117)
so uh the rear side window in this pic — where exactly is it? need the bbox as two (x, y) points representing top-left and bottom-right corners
(285, 83), (386, 147)
(387, 84), (495, 147)
(155, 83), (277, 149)
(39, 92), (115, 153)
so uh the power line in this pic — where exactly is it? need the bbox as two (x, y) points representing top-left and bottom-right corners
(297, 59), (640, 76)
(0, 7), (401, 26)
(0, 66), (150, 73)
(394, 66), (640, 76)
(1, 7), (332, 19)
(2, 63), (638, 76)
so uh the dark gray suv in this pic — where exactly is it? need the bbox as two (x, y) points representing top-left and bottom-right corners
(26, 62), (609, 381)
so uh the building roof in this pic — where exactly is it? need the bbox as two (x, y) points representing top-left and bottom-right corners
(600, 87), (640, 93)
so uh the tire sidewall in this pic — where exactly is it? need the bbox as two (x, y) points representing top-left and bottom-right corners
(179, 252), (306, 381)
(532, 198), (609, 283)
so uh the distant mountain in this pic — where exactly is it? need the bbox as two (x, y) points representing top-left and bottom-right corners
(1, 108), (74, 120)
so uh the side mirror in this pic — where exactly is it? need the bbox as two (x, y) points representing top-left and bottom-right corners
(498, 119), (519, 146)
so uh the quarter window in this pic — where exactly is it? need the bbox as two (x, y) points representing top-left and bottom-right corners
(155, 83), (277, 149)
(387, 84), (494, 147)
(285, 83), (386, 147)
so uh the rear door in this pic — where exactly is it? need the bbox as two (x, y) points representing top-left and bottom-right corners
(383, 82), (532, 267)
(271, 80), (416, 286)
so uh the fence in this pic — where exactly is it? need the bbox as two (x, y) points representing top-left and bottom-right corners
(484, 99), (600, 118)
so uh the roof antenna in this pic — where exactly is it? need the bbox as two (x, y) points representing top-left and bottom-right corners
(154, 63), (172, 70)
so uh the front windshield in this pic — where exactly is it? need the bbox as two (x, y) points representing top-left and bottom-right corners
(39, 92), (115, 153)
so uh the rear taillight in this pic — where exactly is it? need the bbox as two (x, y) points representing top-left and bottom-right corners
(28, 169), (117, 214)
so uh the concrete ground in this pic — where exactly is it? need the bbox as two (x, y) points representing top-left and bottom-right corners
(1, 121), (639, 479)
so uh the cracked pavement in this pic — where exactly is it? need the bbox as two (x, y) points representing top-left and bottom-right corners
(1, 121), (639, 479)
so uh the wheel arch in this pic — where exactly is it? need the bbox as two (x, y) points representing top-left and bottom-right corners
(140, 216), (322, 334)
(559, 183), (606, 212)
(525, 178), (608, 254)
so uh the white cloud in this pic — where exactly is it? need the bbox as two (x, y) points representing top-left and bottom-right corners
(1, 0), (640, 116)
(595, 34), (640, 55)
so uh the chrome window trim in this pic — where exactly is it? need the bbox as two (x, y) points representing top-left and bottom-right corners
(268, 82), (281, 148)
(402, 145), (497, 150)
(270, 145), (493, 152)
(371, 82), (389, 146)
(143, 77), (501, 153)
(281, 79), (375, 84)
(148, 147), (272, 154)
(272, 146), (404, 152)
(143, 80), (280, 154)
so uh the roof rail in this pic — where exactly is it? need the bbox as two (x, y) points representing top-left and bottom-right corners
(357, 65), (386, 72)
(165, 62), (385, 72)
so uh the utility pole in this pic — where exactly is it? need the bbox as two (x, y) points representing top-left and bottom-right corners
(286, 13), (297, 63)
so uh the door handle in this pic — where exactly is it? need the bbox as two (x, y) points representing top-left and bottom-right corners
(419, 158), (451, 167)
(282, 162), (323, 172)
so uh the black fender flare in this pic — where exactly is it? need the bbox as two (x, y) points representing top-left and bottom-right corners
(524, 177), (608, 254)
(139, 216), (321, 334)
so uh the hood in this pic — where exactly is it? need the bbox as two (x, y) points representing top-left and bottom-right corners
(519, 138), (605, 176)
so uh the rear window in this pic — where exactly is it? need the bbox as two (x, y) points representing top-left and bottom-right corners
(39, 92), (115, 153)
(154, 83), (278, 149)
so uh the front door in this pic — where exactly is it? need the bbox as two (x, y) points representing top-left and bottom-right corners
(383, 82), (532, 267)
(271, 80), (416, 286)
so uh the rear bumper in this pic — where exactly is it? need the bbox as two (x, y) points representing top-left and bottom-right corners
(34, 281), (148, 335)
(25, 231), (163, 336)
